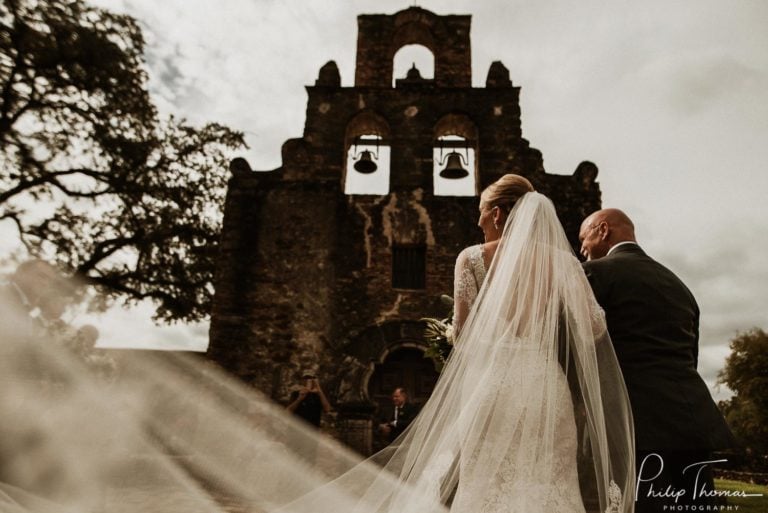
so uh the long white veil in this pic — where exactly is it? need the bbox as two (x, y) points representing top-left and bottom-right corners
(0, 192), (633, 513)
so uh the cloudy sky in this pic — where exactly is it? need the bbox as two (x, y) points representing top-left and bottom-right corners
(16, 0), (767, 397)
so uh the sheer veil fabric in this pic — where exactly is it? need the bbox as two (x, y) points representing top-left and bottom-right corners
(0, 192), (634, 513)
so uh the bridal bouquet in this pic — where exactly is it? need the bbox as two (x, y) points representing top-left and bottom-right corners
(421, 295), (455, 368)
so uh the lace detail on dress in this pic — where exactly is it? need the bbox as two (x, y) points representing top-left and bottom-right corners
(588, 292), (608, 335)
(453, 245), (486, 335)
(419, 450), (456, 501)
(451, 339), (587, 513)
(604, 480), (623, 513)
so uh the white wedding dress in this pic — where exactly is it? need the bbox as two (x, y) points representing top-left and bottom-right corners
(450, 245), (586, 513)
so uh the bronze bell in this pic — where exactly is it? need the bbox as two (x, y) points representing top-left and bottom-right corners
(354, 150), (378, 174)
(439, 152), (469, 179)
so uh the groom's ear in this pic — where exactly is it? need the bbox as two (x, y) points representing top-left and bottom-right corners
(598, 222), (610, 241)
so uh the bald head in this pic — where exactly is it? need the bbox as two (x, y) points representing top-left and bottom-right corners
(579, 208), (637, 261)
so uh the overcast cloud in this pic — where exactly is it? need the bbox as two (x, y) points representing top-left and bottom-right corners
(6, 0), (764, 399)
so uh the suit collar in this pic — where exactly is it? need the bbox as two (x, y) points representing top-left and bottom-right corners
(607, 241), (640, 255)
(606, 242), (645, 257)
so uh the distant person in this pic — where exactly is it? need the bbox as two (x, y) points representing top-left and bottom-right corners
(378, 387), (416, 443)
(580, 208), (736, 512)
(1, 259), (78, 378)
(2, 259), (74, 329)
(2, 261), (116, 382)
(287, 373), (331, 428)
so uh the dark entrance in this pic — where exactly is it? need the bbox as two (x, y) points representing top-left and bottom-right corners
(367, 346), (439, 449)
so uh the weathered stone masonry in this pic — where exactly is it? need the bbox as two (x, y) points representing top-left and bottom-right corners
(208, 7), (601, 454)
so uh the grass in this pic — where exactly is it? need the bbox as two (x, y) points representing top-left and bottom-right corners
(715, 479), (768, 513)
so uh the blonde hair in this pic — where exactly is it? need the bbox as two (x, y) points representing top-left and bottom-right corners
(480, 174), (534, 213)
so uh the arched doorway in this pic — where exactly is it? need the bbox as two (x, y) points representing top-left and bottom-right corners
(336, 320), (440, 455)
(367, 346), (440, 451)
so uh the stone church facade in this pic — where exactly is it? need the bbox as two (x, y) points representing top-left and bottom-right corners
(208, 7), (601, 455)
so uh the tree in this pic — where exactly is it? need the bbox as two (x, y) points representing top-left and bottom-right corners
(718, 328), (768, 471)
(1, 0), (245, 322)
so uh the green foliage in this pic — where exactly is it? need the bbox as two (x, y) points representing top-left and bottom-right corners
(1, 0), (245, 322)
(421, 316), (453, 365)
(714, 480), (768, 513)
(718, 328), (768, 471)
(421, 295), (455, 369)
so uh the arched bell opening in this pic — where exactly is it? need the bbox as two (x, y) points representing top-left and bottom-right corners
(433, 113), (479, 196)
(343, 110), (391, 195)
(392, 44), (434, 87)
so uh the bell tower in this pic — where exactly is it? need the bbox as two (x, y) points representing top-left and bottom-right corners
(354, 7), (471, 88)
(209, 7), (601, 454)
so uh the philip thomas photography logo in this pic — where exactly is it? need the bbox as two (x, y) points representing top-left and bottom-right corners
(636, 454), (765, 511)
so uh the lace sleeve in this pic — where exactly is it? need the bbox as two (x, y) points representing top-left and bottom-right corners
(581, 261), (609, 340)
(590, 296), (608, 339)
(453, 247), (479, 337)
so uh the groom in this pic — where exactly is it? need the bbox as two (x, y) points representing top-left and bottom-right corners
(579, 209), (735, 513)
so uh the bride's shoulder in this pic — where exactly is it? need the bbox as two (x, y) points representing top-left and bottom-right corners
(456, 244), (483, 263)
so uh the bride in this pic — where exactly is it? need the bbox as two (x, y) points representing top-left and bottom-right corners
(447, 175), (634, 512)
(0, 176), (634, 513)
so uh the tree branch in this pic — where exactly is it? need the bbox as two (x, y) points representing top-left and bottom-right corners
(0, 167), (111, 203)
(0, 210), (34, 252)
(0, 3), (25, 134)
(75, 234), (143, 275)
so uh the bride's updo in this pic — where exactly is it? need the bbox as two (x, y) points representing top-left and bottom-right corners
(480, 174), (535, 214)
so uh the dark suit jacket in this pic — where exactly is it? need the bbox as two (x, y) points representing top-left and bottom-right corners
(583, 244), (735, 451)
(388, 402), (417, 442)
